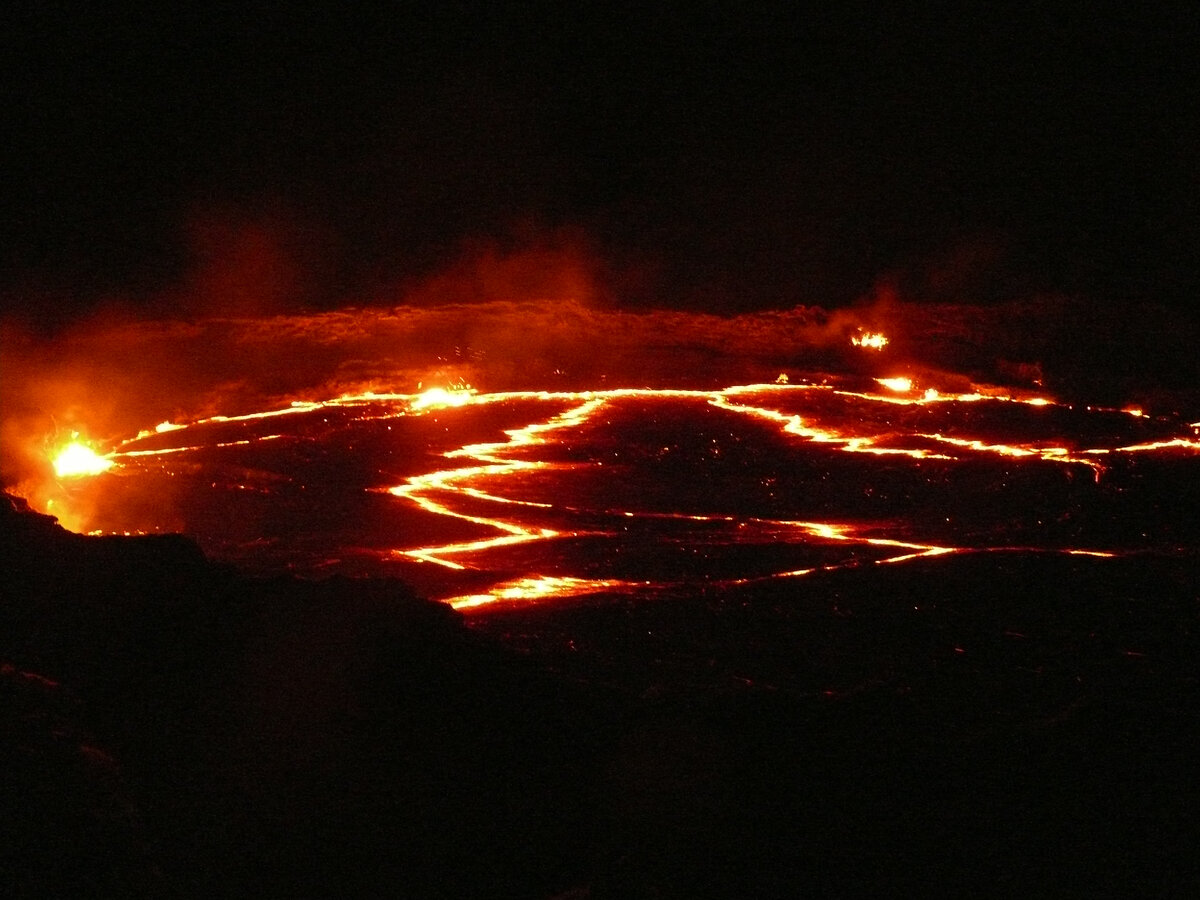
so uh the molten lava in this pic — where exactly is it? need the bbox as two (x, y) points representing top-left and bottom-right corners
(27, 370), (1200, 612)
(876, 376), (913, 393)
(852, 331), (889, 349)
(449, 575), (636, 610)
(411, 386), (476, 410)
(52, 440), (114, 478)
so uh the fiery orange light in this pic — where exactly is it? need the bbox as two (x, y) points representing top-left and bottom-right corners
(852, 331), (889, 350)
(411, 386), (476, 410)
(52, 440), (114, 478)
(1107, 438), (1200, 453)
(33, 370), (1198, 607)
(387, 398), (607, 568)
(448, 575), (633, 610)
(709, 393), (946, 460)
(133, 422), (186, 440)
(920, 433), (1104, 479)
(877, 376), (913, 393)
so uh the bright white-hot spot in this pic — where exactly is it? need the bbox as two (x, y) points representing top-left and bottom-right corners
(53, 441), (114, 478)
(411, 386), (475, 410)
(448, 575), (633, 609)
(852, 331), (889, 349)
(877, 376), (913, 393)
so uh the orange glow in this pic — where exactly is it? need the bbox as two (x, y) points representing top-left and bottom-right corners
(411, 386), (476, 410)
(384, 380), (1137, 601)
(388, 397), (606, 568)
(448, 575), (633, 610)
(52, 440), (114, 478)
(851, 331), (889, 349)
(26, 368), (1198, 608)
(132, 421), (186, 440)
(1107, 437), (1200, 453)
(920, 433), (1104, 479)
(711, 392), (953, 460)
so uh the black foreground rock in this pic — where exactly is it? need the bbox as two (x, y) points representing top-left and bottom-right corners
(3, 492), (1199, 897)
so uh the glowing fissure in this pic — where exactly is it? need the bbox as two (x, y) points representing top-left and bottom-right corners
(37, 377), (1200, 611)
(439, 518), (960, 608)
(448, 575), (639, 610)
(1092, 437), (1200, 453)
(114, 434), (285, 460)
(714, 380), (1198, 477)
(387, 398), (607, 569)
(94, 376), (1160, 473)
(710, 392), (953, 461)
(385, 383), (1140, 608)
(919, 433), (1106, 479)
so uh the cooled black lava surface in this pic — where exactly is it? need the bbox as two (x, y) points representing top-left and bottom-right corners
(3, 493), (1199, 897)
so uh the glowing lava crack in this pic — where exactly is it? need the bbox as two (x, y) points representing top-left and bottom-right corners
(32, 377), (1200, 611)
(387, 397), (605, 569)
(372, 381), (1180, 608)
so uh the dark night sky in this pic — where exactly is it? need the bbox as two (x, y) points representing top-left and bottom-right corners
(2, 3), (1197, 321)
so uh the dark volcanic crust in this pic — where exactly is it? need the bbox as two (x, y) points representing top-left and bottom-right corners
(3, 493), (1199, 897)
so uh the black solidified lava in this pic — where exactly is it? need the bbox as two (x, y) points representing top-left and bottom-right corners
(0, 494), (604, 897)
(3, 492), (1199, 897)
